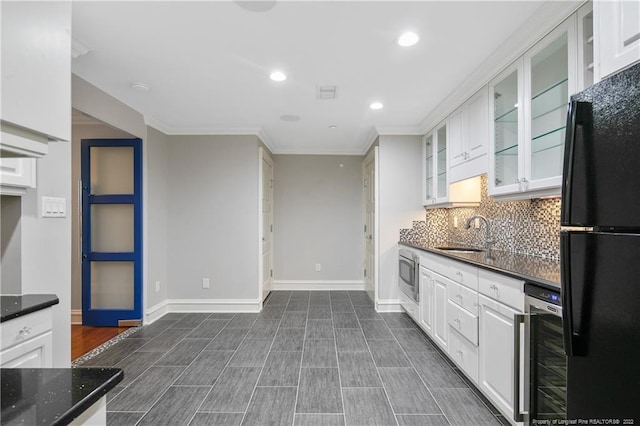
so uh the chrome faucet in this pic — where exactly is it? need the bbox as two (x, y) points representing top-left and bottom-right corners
(464, 215), (495, 249)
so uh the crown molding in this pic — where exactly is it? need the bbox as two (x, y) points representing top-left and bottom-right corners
(415, 0), (585, 134)
(375, 126), (422, 136)
(273, 147), (367, 156)
(257, 128), (277, 154)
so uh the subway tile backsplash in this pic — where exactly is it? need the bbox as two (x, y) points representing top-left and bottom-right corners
(400, 175), (561, 260)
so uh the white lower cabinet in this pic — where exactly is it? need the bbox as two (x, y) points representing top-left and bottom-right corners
(448, 325), (479, 384)
(479, 295), (523, 424)
(432, 273), (449, 350)
(412, 250), (527, 425)
(0, 308), (53, 368)
(399, 290), (419, 323)
(419, 266), (433, 335)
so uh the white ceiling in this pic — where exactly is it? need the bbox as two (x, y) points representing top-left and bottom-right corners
(71, 1), (546, 155)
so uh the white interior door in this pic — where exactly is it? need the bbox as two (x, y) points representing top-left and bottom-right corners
(260, 148), (274, 300)
(363, 150), (376, 301)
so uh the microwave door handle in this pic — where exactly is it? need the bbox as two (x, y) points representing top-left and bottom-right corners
(513, 313), (527, 422)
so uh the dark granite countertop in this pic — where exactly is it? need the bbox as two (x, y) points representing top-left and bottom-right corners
(1, 294), (59, 323)
(1, 368), (123, 426)
(399, 241), (561, 290)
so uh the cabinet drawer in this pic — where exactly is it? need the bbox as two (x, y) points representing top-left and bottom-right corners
(448, 261), (478, 290)
(420, 252), (450, 277)
(446, 300), (478, 345)
(0, 309), (53, 350)
(399, 292), (420, 323)
(478, 269), (525, 312)
(448, 327), (479, 384)
(448, 281), (479, 315)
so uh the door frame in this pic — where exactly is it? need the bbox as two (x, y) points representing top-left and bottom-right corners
(80, 138), (143, 326)
(362, 147), (379, 303)
(258, 147), (274, 302)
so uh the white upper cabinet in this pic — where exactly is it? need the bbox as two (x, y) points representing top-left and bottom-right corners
(489, 18), (577, 199)
(0, 158), (36, 196)
(423, 119), (482, 208)
(423, 121), (448, 206)
(1, 1), (71, 157)
(594, 0), (640, 81)
(449, 87), (489, 183)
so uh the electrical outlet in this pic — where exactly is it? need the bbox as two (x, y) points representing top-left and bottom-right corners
(474, 218), (480, 229)
(155, 281), (160, 292)
(315, 264), (322, 272)
(453, 217), (458, 228)
(202, 278), (210, 289)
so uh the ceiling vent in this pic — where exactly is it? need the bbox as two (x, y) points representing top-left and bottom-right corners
(317, 85), (337, 100)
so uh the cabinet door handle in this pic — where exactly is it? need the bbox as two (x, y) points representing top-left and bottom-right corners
(456, 271), (463, 282)
(18, 326), (32, 338)
(490, 284), (500, 297)
(454, 318), (461, 328)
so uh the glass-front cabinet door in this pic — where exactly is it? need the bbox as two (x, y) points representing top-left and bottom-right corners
(489, 17), (576, 198)
(489, 61), (525, 196)
(423, 121), (448, 206)
(423, 134), (435, 204)
(524, 19), (575, 192)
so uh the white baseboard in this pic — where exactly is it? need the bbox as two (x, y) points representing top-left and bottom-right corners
(71, 309), (82, 325)
(145, 298), (262, 325)
(375, 299), (403, 312)
(145, 300), (169, 324)
(272, 280), (365, 291)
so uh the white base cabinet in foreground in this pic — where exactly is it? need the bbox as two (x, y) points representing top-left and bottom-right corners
(412, 248), (526, 425)
(0, 308), (53, 368)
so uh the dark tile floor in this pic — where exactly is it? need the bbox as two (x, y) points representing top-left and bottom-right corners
(78, 291), (508, 426)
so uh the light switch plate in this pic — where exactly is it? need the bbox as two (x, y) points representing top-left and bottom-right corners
(41, 196), (66, 218)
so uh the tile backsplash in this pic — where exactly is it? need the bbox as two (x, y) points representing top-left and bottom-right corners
(400, 175), (561, 260)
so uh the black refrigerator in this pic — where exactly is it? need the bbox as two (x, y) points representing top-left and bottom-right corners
(561, 61), (640, 423)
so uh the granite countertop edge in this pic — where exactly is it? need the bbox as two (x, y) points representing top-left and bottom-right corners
(0, 294), (60, 323)
(54, 368), (124, 425)
(1, 368), (124, 426)
(399, 241), (561, 290)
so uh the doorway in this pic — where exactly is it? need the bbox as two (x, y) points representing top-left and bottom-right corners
(260, 147), (274, 301)
(363, 148), (377, 301)
(71, 110), (141, 359)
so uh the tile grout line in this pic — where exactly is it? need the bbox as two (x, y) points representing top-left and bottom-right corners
(383, 316), (452, 426)
(239, 292), (292, 426)
(185, 312), (255, 426)
(134, 313), (226, 426)
(350, 295), (400, 426)
(330, 295), (348, 426)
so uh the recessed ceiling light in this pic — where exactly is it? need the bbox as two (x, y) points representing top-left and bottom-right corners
(370, 102), (384, 110)
(131, 82), (150, 91)
(280, 114), (300, 122)
(397, 31), (419, 47)
(328, 125), (337, 129)
(270, 71), (287, 82)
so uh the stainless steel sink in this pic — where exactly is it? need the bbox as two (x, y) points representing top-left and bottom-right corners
(435, 246), (486, 254)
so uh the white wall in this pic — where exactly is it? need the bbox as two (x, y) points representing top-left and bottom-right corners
(377, 135), (425, 304)
(1, 195), (22, 294)
(70, 122), (134, 311)
(21, 142), (72, 367)
(273, 155), (364, 286)
(145, 126), (169, 308)
(166, 135), (259, 301)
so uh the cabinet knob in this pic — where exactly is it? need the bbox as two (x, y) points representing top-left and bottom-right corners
(18, 326), (31, 338)
(456, 271), (463, 282)
(454, 318), (461, 327)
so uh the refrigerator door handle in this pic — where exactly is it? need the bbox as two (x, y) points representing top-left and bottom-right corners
(561, 232), (582, 356)
(513, 313), (527, 422)
(561, 101), (591, 226)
